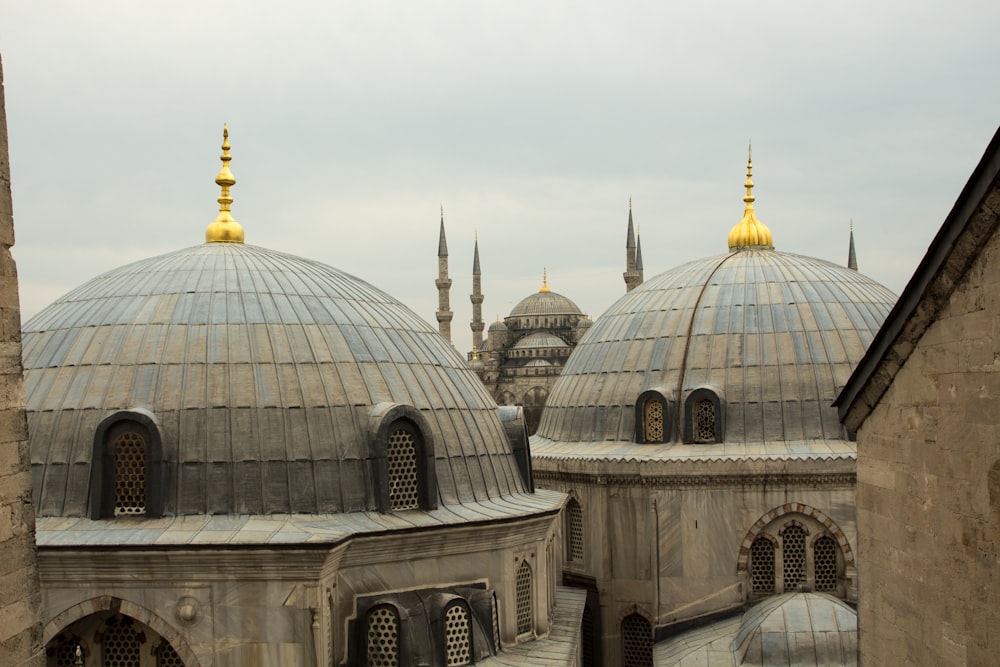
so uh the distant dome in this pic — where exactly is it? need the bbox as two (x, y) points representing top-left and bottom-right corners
(575, 317), (593, 329)
(488, 319), (508, 332)
(513, 332), (570, 350)
(509, 290), (583, 318)
(525, 359), (554, 368)
(25, 242), (529, 516)
(535, 249), (896, 448)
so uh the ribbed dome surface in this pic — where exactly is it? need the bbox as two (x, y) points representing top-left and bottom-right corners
(535, 250), (896, 446)
(509, 290), (583, 317)
(512, 332), (571, 349)
(25, 243), (527, 516)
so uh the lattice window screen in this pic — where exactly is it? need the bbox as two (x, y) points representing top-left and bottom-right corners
(53, 638), (84, 667)
(444, 605), (472, 666)
(367, 606), (399, 667)
(621, 613), (652, 667)
(694, 399), (715, 442)
(515, 561), (533, 635)
(782, 524), (807, 590)
(114, 432), (146, 515)
(750, 537), (776, 593)
(643, 399), (663, 443)
(387, 427), (419, 510)
(157, 641), (185, 667)
(814, 535), (838, 591)
(102, 616), (143, 667)
(567, 499), (584, 561)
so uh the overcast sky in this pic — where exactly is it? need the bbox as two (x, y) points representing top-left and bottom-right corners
(2, 2), (999, 353)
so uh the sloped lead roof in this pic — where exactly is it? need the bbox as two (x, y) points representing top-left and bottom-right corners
(25, 242), (528, 516)
(509, 290), (583, 317)
(535, 249), (896, 449)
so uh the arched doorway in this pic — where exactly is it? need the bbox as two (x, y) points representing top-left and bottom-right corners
(46, 611), (188, 667)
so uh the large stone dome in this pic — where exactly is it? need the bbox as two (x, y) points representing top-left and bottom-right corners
(509, 289), (583, 318)
(25, 242), (529, 517)
(534, 249), (896, 451)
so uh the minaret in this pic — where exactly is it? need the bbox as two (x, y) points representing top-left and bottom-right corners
(470, 232), (485, 349)
(435, 206), (453, 342)
(635, 225), (645, 287)
(205, 124), (245, 243)
(624, 197), (641, 292)
(847, 221), (858, 271)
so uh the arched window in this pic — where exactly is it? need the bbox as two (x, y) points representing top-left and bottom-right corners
(443, 603), (472, 666)
(781, 523), (807, 591)
(634, 389), (671, 444)
(366, 604), (400, 667)
(387, 423), (420, 510)
(156, 640), (185, 667)
(91, 410), (165, 519)
(749, 536), (775, 595)
(813, 535), (838, 592)
(620, 613), (652, 667)
(566, 498), (584, 562)
(515, 561), (533, 636)
(49, 634), (84, 667)
(371, 404), (438, 513)
(682, 387), (724, 444)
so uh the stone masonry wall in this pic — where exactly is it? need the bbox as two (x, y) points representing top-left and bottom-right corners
(856, 222), (1000, 664)
(0, 55), (44, 666)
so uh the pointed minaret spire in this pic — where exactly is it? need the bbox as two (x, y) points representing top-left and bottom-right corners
(205, 124), (245, 243)
(624, 197), (642, 292)
(635, 225), (644, 281)
(435, 206), (453, 342)
(470, 231), (485, 351)
(847, 220), (858, 271)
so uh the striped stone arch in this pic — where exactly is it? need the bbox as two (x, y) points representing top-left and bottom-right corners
(43, 596), (202, 667)
(736, 502), (854, 574)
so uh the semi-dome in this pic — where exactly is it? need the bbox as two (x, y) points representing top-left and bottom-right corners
(513, 331), (571, 350)
(25, 132), (530, 519)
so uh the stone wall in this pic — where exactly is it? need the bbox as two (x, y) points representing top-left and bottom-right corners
(856, 223), (1000, 665)
(0, 55), (44, 667)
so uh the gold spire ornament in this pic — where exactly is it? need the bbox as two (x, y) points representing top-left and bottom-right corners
(205, 124), (245, 243)
(540, 268), (551, 293)
(727, 143), (773, 251)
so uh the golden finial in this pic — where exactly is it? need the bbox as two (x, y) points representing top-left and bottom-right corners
(628, 196), (632, 210)
(850, 219), (854, 232)
(440, 204), (444, 218)
(471, 341), (479, 361)
(727, 142), (773, 251)
(540, 268), (551, 293)
(205, 124), (245, 243)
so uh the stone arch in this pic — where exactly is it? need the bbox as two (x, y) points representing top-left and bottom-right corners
(43, 596), (202, 667)
(736, 503), (854, 575)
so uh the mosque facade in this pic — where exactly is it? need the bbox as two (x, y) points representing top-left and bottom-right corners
(25, 129), (583, 667)
(530, 154), (895, 666)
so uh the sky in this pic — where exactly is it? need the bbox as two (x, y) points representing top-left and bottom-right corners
(2, 2), (999, 354)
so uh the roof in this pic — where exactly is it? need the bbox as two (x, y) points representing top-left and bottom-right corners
(836, 124), (1000, 431)
(536, 249), (896, 449)
(512, 332), (570, 349)
(25, 242), (529, 516)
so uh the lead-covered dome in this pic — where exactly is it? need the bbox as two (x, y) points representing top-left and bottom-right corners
(25, 241), (529, 516)
(534, 249), (895, 449)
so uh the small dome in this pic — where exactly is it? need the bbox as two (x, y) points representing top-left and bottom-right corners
(25, 243), (529, 516)
(733, 593), (857, 665)
(509, 290), (583, 318)
(489, 319), (508, 332)
(525, 359), (554, 368)
(535, 249), (896, 447)
(512, 332), (570, 350)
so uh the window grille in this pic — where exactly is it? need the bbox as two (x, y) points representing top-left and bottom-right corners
(643, 399), (663, 443)
(387, 427), (419, 510)
(102, 616), (142, 667)
(491, 593), (501, 653)
(52, 638), (84, 667)
(782, 524), (807, 590)
(620, 613), (652, 667)
(567, 499), (584, 562)
(750, 537), (775, 593)
(814, 535), (838, 592)
(157, 641), (185, 667)
(694, 399), (715, 443)
(515, 561), (533, 635)
(366, 606), (399, 667)
(444, 604), (472, 666)
(114, 431), (146, 515)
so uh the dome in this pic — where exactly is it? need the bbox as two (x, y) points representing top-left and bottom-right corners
(509, 290), (583, 318)
(525, 359), (554, 368)
(535, 249), (896, 449)
(488, 319), (508, 332)
(733, 593), (857, 665)
(25, 242), (529, 517)
(512, 332), (571, 350)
